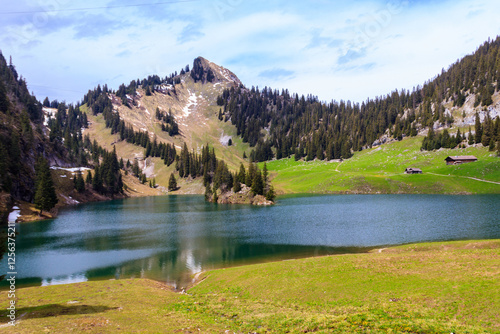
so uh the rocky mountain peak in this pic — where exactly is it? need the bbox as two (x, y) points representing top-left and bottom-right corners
(191, 57), (241, 85)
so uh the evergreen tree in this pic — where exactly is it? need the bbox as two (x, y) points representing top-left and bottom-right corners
(0, 80), (9, 113)
(132, 159), (140, 177)
(204, 183), (213, 201)
(475, 113), (483, 144)
(233, 176), (241, 193)
(262, 162), (269, 189)
(34, 157), (58, 216)
(73, 170), (85, 192)
(168, 173), (178, 191)
(468, 127), (474, 145)
(238, 163), (246, 184)
(85, 170), (93, 184)
(265, 185), (276, 201)
(92, 165), (103, 192)
(246, 163), (255, 187)
(251, 169), (264, 196)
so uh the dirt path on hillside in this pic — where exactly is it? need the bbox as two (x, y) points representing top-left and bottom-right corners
(427, 172), (500, 185)
(335, 160), (343, 172)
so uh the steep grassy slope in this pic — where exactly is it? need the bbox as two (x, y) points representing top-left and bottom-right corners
(265, 136), (500, 194)
(82, 71), (251, 193)
(1, 240), (498, 333)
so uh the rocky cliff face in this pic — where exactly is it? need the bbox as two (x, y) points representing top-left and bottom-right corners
(191, 56), (241, 85)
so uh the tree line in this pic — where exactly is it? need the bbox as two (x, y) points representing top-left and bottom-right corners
(421, 112), (500, 152)
(216, 36), (500, 162)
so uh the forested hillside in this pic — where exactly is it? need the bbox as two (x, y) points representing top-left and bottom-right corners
(0, 52), (55, 204)
(0, 51), (128, 224)
(216, 37), (500, 162)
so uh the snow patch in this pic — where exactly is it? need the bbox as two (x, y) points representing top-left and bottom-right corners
(50, 167), (91, 174)
(182, 90), (198, 117)
(61, 194), (79, 205)
(8, 206), (21, 223)
(219, 132), (232, 146)
(42, 107), (57, 127)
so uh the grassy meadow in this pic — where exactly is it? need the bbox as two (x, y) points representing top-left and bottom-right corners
(1, 240), (499, 333)
(263, 136), (500, 194)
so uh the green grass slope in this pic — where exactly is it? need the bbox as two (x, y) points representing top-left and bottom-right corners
(2, 240), (499, 333)
(265, 136), (500, 194)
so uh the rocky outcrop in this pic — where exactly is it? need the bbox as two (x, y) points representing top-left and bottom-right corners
(211, 185), (274, 206)
(190, 57), (242, 85)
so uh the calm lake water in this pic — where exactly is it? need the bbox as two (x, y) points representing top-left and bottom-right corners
(2, 195), (499, 289)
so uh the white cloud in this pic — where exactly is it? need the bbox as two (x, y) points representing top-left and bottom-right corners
(1, 0), (500, 104)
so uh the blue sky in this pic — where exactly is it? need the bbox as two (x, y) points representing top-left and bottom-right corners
(1, 0), (500, 104)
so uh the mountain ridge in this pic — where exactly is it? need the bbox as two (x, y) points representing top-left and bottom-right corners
(1, 36), (500, 225)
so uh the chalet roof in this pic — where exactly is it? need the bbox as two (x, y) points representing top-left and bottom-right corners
(445, 156), (478, 161)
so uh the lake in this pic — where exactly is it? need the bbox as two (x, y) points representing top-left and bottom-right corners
(2, 194), (499, 289)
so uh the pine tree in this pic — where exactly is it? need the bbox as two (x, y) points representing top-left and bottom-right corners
(34, 157), (58, 216)
(251, 169), (264, 196)
(233, 176), (241, 193)
(92, 165), (103, 192)
(475, 113), (483, 144)
(204, 183), (213, 201)
(262, 162), (269, 188)
(85, 170), (93, 184)
(168, 173), (177, 191)
(246, 163), (255, 187)
(265, 185), (276, 201)
(238, 163), (246, 184)
(468, 127), (474, 145)
(0, 80), (9, 113)
(73, 170), (85, 192)
(132, 159), (140, 177)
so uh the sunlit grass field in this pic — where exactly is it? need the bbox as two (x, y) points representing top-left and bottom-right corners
(2, 240), (499, 333)
(263, 136), (500, 194)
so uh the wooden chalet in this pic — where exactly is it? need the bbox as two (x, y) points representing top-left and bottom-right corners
(445, 156), (478, 165)
(405, 168), (423, 174)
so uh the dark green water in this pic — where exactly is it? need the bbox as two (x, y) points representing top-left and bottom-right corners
(2, 195), (499, 289)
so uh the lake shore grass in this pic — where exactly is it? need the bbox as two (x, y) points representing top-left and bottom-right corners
(264, 136), (500, 195)
(1, 239), (499, 333)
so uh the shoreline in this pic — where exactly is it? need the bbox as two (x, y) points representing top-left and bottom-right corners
(1, 238), (497, 292)
(1, 239), (499, 333)
(9, 189), (500, 224)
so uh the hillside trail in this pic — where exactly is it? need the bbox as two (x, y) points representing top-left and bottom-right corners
(427, 172), (500, 185)
(335, 160), (343, 172)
